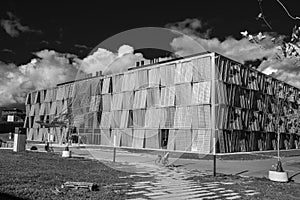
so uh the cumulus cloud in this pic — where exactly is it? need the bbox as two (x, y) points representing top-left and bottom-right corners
(0, 50), (80, 106)
(0, 44), (146, 106)
(168, 19), (279, 63)
(168, 18), (300, 88)
(80, 44), (143, 76)
(166, 18), (212, 39)
(0, 12), (42, 37)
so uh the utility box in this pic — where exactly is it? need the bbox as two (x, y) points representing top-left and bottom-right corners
(13, 127), (26, 152)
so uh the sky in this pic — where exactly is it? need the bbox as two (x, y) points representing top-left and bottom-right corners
(0, 0), (300, 108)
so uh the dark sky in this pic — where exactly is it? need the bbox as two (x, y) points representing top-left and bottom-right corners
(0, 0), (299, 65)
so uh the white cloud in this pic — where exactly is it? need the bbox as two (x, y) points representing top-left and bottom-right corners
(0, 44), (146, 106)
(0, 50), (79, 106)
(0, 12), (42, 37)
(168, 18), (300, 88)
(80, 44), (143, 76)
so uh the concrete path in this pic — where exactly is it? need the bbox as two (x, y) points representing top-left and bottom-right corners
(23, 143), (300, 183)
(110, 166), (260, 200)
(67, 147), (300, 183)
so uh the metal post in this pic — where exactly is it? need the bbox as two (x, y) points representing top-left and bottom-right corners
(113, 133), (116, 162)
(276, 90), (280, 162)
(113, 147), (116, 163)
(211, 53), (217, 176)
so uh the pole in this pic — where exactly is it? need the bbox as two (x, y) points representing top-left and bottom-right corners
(277, 91), (280, 162)
(113, 133), (116, 162)
(211, 53), (217, 176)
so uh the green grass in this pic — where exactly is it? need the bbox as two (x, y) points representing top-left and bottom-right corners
(0, 150), (150, 200)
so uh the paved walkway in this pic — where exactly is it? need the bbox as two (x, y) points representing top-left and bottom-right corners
(109, 165), (260, 200)
(67, 147), (300, 183)
(24, 143), (300, 183)
(63, 147), (261, 199)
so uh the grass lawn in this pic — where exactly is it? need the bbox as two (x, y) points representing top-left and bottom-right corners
(0, 150), (150, 200)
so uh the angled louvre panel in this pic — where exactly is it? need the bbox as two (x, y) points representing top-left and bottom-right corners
(175, 129), (192, 151)
(63, 85), (70, 99)
(120, 110), (129, 128)
(61, 100), (68, 114)
(174, 62), (182, 84)
(203, 105), (211, 128)
(32, 115), (40, 128)
(159, 108), (166, 128)
(133, 109), (146, 128)
(31, 92), (37, 104)
(121, 128), (133, 147)
(29, 105), (35, 116)
(101, 129), (111, 146)
(44, 89), (52, 103)
(160, 86), (175, 107)
(145, 109), (154, 128)
(122, 73), (131, 91)
(39, 103), (45, 116)
(89, 96), (96, 112)
(203, 56), (211, 81)
(102, 77), (111, 94)
(25, 93), (31, 105)
(49, 101), (57, 115)
(191, 129), (211, 154)
(139, 89), (147, 108)
(175, 61), (193, 84)
(135, 70), (148, 90)
(102, 94), (111, 111)
(175, 84), (191, 105)
(34, 91), (40, 104)
(56, 86), (65, 101)
(133, 90), (141, 109)
(167, 130), (176, 150)
(192, 82), (209, 104)
(145, 130), (159, 149)
(174, 107), (184, 128)
(111, 129), (122, 147)
(149, 67), (160, 87)
(100, 112), (112, 129)
(112, 74), (123, 93)
(93, 112), (100, 128)
(133, 90), (147, 109)
(26, 105), (31, 116)
(147, 87), (161, 108)
(204, 81), (211, 104)
(111, 111), (122, 128)
(23, 117), (29, 128)
(51, 88), (57, 102)
(122, 91), (133, 109)
(112, 93), (123, 110)
(132, 129), (145, 148)
(122, 72), (136, 91)
(56, 100), (63, 115)
(91, 77), (101, 96)
(165, 107), (175, 128)
(160, 64), (175, 86)
(70, 83), (76, 98)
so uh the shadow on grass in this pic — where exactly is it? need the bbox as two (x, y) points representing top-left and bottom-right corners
(234, 170), (249, 176)
(289, 171), (300, 182)
(0, 193), (27, 200)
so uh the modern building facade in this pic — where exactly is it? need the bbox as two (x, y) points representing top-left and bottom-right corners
(24, 52), (300, 153)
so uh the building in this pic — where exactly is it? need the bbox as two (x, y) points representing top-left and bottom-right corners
(24, 52), (300, 153)
(0, 108), (25, 134)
